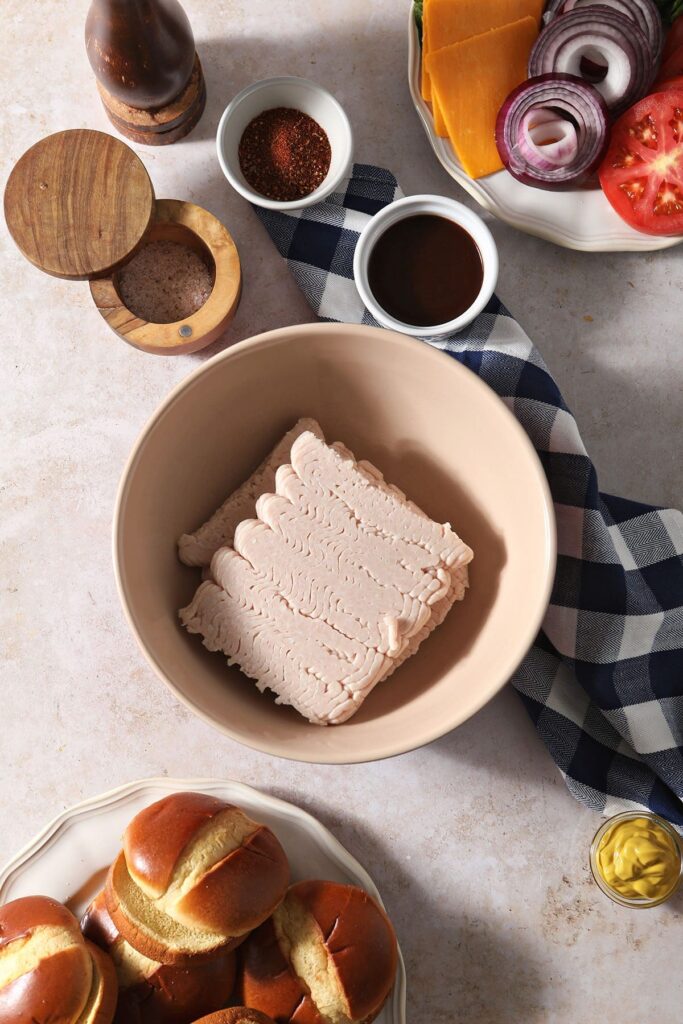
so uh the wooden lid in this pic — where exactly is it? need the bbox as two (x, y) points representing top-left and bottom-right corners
(4, 129), (155, 280)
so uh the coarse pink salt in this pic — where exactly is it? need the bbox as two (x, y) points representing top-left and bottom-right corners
(117, 240), (213, 324)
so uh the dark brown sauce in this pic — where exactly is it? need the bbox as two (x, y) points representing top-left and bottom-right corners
(367, 214), (484, 327)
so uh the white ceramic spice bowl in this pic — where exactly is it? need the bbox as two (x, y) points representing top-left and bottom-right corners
(353, 194), (499, 338)
(216, 76), (354, 211)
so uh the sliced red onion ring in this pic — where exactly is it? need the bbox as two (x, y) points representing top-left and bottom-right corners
(530, 8), (655, 115)
(495, 74), (610, 189)
(520, 110), (579, 167)
(544, 0), (664, 62)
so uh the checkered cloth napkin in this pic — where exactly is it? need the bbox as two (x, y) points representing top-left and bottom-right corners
(254, 164), (683, 827)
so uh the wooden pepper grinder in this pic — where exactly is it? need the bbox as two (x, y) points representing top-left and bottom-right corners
(85, 0), (206, 145)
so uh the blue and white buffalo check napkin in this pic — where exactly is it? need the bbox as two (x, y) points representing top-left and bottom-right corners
(255, 164), (683, 827)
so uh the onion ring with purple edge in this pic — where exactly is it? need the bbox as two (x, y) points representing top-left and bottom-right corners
(495, 73), (610, 189)
(543, 0), (664, 61)
(529, 7), (655, 115)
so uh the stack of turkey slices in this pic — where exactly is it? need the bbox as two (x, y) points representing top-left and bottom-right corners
(179, 420), (473, 724)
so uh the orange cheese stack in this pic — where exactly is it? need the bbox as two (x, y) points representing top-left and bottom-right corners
(421, 0), (542, 178)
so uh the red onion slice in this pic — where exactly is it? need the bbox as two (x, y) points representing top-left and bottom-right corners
(495, 74), (610, 189)
(530, 7), (655, 115)
(520, 110), (579, 167)
(544, 0), (664, 61)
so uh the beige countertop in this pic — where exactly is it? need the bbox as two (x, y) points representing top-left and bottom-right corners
(2, 1), (682, 1020)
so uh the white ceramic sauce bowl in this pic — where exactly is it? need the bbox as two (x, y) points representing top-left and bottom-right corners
(216, 76), (353, 211)
(353, 195), (499, 338)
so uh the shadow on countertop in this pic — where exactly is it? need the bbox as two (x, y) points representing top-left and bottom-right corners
(266, 785), (550, 1024)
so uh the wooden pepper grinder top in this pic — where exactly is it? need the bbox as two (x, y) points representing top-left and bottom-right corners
(85, 0), (206, 144)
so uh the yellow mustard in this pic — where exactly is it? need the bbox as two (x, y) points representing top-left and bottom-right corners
(597, 816), (681, 901)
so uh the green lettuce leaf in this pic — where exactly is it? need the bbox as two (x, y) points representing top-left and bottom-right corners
(414, 0), (424, 42)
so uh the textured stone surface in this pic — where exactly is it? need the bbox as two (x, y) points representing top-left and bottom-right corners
(1, 1), (682, 1020)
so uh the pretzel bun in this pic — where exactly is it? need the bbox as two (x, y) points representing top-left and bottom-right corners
(82, 890), (236, 1024)
(105, 793), (289, 964)
(0, 895), (116, 1024)
(241, 881), (398, 1024)
(192, 1011), (275, 1024)
(83, 942), (119, 1024)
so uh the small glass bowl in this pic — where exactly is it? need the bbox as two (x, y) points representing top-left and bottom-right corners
(590, 811), (683, 909)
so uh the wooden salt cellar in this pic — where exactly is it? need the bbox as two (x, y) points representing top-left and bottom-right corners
(90, 199), (241, 354)
(4, 129), (241, 355)
(85, 0), (206, 145)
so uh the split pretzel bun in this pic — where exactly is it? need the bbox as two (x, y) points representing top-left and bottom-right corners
(0, 895), (117, 1024)
(82, 890), (237, 1024)
(241, 880), (398, 1024)
(105, 792), (290, 964)
(191, 1011), (276, 1024)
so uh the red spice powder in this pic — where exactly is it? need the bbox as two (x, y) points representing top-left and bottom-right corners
(239, 106), (332, 202)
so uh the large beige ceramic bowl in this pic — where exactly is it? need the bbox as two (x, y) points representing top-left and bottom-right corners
(115, 323), (555, 763)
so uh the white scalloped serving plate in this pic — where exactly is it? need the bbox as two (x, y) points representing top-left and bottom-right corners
(408, 8), (683, 252)
(0, 778), (406, 1024)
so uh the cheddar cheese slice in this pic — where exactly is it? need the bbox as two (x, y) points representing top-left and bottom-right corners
(426, 16), (539, 179)
(422, 0), (543, 100)
(421, 0), (543, 133)
(421, 0), (432, 102)
(433, 101), (449, 140)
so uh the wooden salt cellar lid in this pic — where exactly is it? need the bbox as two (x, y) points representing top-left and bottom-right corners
(4, 129), (155, 280)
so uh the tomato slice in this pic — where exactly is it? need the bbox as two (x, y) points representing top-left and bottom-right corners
(662, 17), (683, 62)
(655, 75), (683, 92)
(599, 88), (683, 236)
(657, 43), (683, 83)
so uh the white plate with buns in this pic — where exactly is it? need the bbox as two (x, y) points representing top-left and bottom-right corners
(0, 777), (406, 1024)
